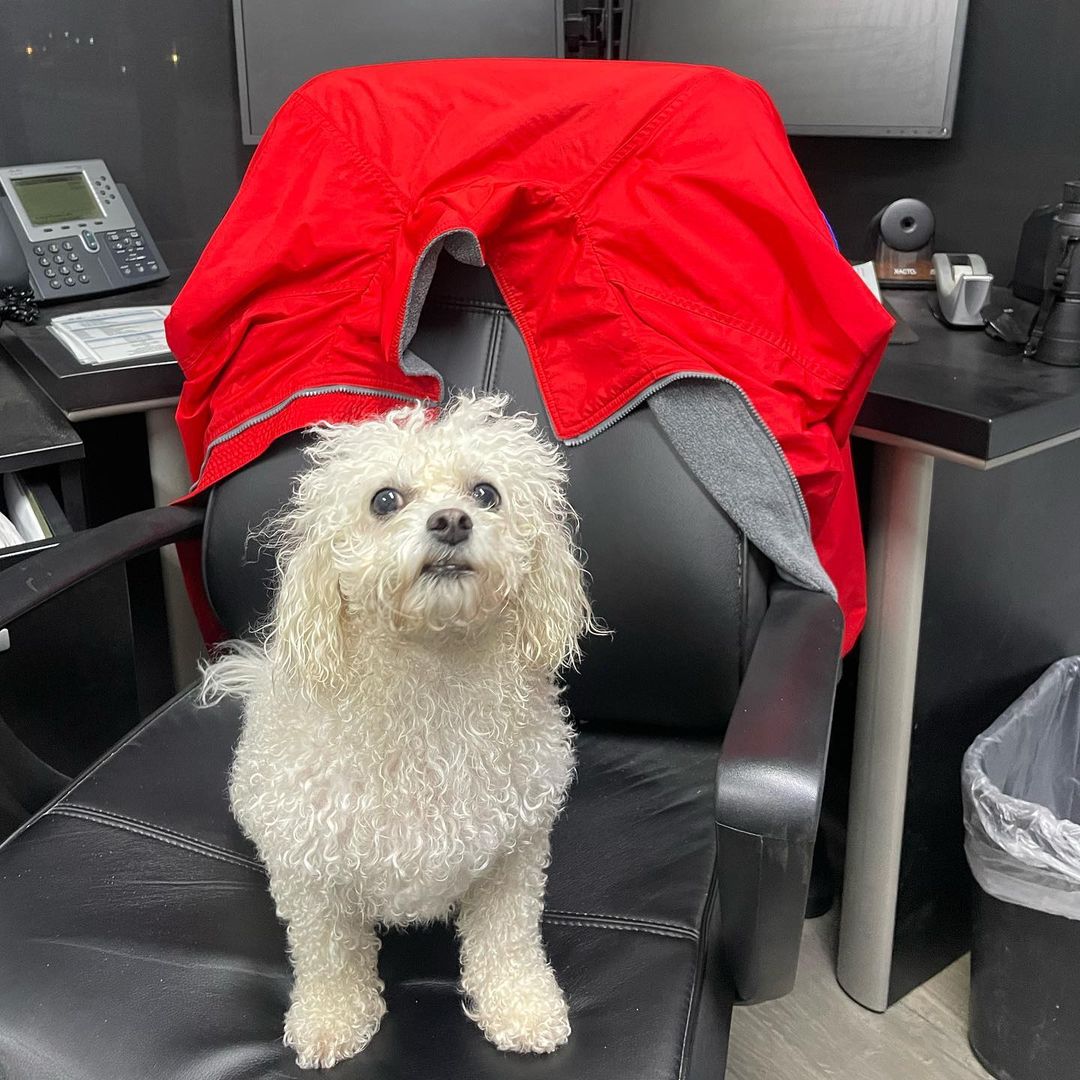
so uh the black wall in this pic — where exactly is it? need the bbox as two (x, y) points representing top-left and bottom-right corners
(0, 0), (251, 272)
(2, 0), (1078, 280)
(792, 1), (1080, 278)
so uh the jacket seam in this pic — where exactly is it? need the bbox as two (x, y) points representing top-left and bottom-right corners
(610, 279), (850, 392)
(562, 65), (843, 391)
(567, 366), (700, 438)
(191, 241), (413, 484)
(489, 188), (651, 437)
(294, 91), (409, 210)
(177, 261), (385, 383)
(565, 75), (710, 206)
(49, 807), (265, 873)
(483, 256), (555, 422)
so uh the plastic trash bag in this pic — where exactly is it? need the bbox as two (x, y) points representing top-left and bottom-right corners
(963, 657), (1080, 920)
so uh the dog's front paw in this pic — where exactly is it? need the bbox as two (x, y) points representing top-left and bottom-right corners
(284, 987), (387, 1069)
(465, 963), (571, 1054)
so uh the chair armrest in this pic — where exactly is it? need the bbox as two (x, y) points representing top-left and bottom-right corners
(0, 505), (204, 629)
(714, 580), (843, 1004)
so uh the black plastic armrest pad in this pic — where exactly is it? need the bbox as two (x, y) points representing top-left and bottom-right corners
(714, 581), (843, 1003)
(0, 505), (204, 628)
(716, 582), (843, 841)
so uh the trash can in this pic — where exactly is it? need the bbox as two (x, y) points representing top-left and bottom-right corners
(962, 657), (1080, 1080)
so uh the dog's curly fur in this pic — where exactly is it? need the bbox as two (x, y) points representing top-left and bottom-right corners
(201, 394), (594, 1069)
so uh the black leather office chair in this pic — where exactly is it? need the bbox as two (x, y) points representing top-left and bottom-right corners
(0, 258), (842, 1080)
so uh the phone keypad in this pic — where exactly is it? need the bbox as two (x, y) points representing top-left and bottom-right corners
(106, 228), (159, 276)
(33, 224), (162, 296)
(39, 240), (101, 289)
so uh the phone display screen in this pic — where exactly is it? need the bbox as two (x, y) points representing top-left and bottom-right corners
(11, 172), (101, 226)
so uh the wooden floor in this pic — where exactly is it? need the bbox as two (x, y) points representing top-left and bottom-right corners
(728, 911), (993, 1080)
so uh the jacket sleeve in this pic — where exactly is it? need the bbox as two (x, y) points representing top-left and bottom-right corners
(579, 68), (892, 652)
(165, 83), (409, 484)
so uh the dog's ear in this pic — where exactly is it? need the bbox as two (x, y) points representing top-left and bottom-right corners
(269, 532), (349, 705)
(514, 514), (593, 675)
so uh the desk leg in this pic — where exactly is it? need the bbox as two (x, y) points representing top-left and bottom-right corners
(837, 444), (934, 1012)
(145, 408), (204, 691)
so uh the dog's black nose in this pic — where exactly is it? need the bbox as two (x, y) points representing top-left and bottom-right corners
(427, 508), (472, 546)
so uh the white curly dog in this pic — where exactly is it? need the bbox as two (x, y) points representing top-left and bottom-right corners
(202, 394), (593, 1069)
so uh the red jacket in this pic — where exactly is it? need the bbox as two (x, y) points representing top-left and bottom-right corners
(166, 59), (892, 652)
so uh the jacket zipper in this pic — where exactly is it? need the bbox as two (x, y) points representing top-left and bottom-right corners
(484, 262), (811, 526)
(191, 384), (423, 491)
(566, 371), (812, 527)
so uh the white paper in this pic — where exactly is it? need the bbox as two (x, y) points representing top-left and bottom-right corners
(851, 261), (884, 304)
(0, 511), (24, 551)
(2, 473), (48, 543)
(47, 306), (172, 366)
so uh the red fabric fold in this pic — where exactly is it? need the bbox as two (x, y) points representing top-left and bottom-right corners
(166, 59), (892, 653)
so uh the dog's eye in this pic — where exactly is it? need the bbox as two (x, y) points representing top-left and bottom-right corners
(371, 488), (405, 516)
(471, 482), (501, 510)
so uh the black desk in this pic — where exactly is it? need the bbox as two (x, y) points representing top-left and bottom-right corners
(840, 288), (1080, 1010)
(0, 359), (84, 531)
(0, 359), (82, 472)
(0, 276), (184, 420)
(0, 274), (197, 697)
(859, 289), (1080, 463)
(0, 331), (144, 777)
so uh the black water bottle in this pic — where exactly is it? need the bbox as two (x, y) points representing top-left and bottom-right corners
(1044, 182), (1080, 292)
(1025, 183), (1080, 366)
(1036, 243), (1080, 366)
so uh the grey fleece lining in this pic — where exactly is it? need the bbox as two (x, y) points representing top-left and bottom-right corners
(399, 229), (484, 390)
(649, 381), (836, 600)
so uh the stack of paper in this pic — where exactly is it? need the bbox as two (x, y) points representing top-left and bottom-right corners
(48, 306), (172, 366)
(0, 472), (51, 549)
(0, 513), (21, 550)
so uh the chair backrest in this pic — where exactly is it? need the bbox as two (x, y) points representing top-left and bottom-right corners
(203, 255), (770, 733)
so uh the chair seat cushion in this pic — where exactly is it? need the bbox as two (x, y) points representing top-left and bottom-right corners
(0, 691), (729, 1080)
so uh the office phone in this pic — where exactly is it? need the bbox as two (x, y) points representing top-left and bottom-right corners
(0, 159), (168, 302)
